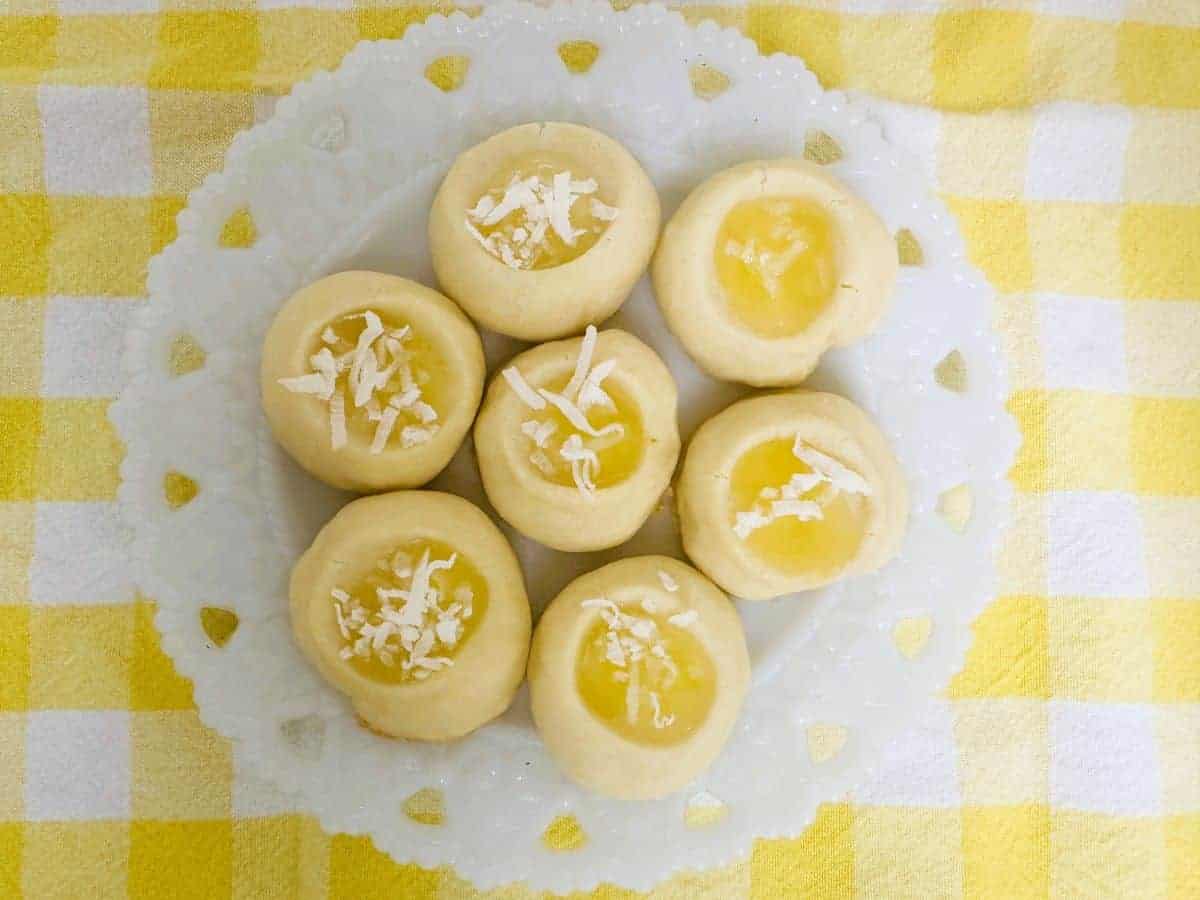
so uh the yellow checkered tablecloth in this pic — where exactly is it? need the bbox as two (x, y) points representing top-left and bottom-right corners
(1, 0), (1198, 897)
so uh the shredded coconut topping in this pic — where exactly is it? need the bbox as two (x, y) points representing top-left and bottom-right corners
(657, 570), (679, 593)
(501, 325), (626, 498)
(278, 309), (438, 454)
(332, 548), (472, 676)
(733, 435), (873, 539)
(582, 594), (699, 730)
(723, 204), (812, 300)
(466, 168), (617, 271)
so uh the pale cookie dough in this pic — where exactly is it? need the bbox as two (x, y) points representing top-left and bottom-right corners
(261, 271), (484, 493)
(428, 122), (660, 341)
(528, 555), (750, 800)
(289, 491), (530, 741)
(652, 159), (897, 386)
(677, 391), (908, 600)
(474, 326), (680, 552)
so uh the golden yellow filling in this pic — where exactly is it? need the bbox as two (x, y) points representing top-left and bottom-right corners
(575, 602), (716, 746)
(331, 538), (488, 685)
(322, 311), (449, 443)
(467, 151), (616, 270)
(526, 373), (645, 489)
(714, 196), (837, 338)
(729, 438), (869, 578)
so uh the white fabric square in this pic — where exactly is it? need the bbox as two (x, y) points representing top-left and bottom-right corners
(1039, 0), (1128, 21)
(1037, 294), (1128, 392)
(39, 86), (152, 197)
(31, 503), (133, 605)
(41, 299), (137, 397)
(1026, 103), (1132, 202)
(1156, 705), (1200, 813)
(1047, 492), (1148, 598)
(1050, 702), (1162, 815)
(857, 700), (961, 806)
(25, 712), (131, 820)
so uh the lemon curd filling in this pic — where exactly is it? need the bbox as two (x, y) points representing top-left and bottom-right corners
(278, 309), (449, 453)
(714, 196), (837, 337)
(575, 598), (716, 746)
(465, 152), (619, 271)
(525, 373), (644, 490)
(502, 325), (644, 497)
(728, 436), (871, 578)
(330, 538), (489, 685)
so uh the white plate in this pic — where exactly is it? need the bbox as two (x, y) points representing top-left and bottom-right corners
(110, 1), (1016, 891)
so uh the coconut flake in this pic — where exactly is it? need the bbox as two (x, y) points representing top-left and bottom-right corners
(656, 570), (679, 593)
(502, 366), (547, 410)
(668, 610), (699, 628)
(793, 439), (873, 496)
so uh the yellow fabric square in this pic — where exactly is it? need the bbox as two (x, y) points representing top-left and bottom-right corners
(1029, 202), (1123, 296)
(29, 604), (134, 710)
(943, 198), (1033, 293)
(938, 112), (1033, 200)
(0, 605), (30, 710)
(1040, 390), (1133, 493)
(233, 816), (304, 900)
(852, 806), (964, 899)
(1125, 301), (1200, 395)
(129, 820), (232, 900)
(0, 823), (21, 898)
(0, 86), (44, 192)
(0, 194), (51, 296)
(0, 504), (33, 605)
(50, 15), (156, 87)
(151, 194), (186, 256)
(1140, 497), (1200, 597)
(1049, 597), (1154, 701)
(962, 804), (1050, 899)
(0, 713), (24, 820)
(1125, 111), (1200, 203)
(23, 821), (129, 899)
(0, 15), (57, 83)
(1118, 23), (1200, 108)
(995, 294), (1043, 393)
(751, 803), (853, 900)
(997, 494), (1048, 596)
(1029, 17), (1121, 105)
(1151, 600), (1200, 701)
(0, 399), (40, 502)
(149, 91), (254, 195)
(1122, 204), (1200, 300)
(1166, 815), (1200, 898)
(355, 3), (436, 42)
(1007, 389), (1049, 493)
(1051, 811), (1166, 899)
(34, 398), (124, 502)
(678, 5), (746, 31)
(954, 699), (1048, 805)
(258, 10), (359, 95)
(1132, 397), (1200, 496)
(328, 833), (444, 899)
(1157, 708), (1200, 813)
(150, 12), (264, 92)
(0, 298), (43, 396)
(949, 595), (1050, 699)
(744, 7), (844, 89)
(131, 598), (195, 710)
(933, 11), (1032, 110)
(839, 14), (933, 105)
(47, 197), (153, 297)
(131, 710), (232, 819)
